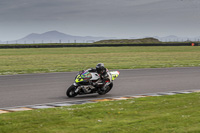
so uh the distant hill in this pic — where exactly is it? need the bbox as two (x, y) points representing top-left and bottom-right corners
(9, 31), (110, 44)
(129, 35), (200, 42)
(2, 31), (200, 44)
(154, 35), (200, 42)
(94, 37), (161, 44)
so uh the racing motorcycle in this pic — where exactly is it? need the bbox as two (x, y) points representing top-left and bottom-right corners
(66, 70), (120, 97)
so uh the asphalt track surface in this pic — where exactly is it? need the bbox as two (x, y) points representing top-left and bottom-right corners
(0, 67), (199, 108)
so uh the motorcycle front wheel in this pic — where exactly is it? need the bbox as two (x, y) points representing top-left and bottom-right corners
(66, 85), (78, 97)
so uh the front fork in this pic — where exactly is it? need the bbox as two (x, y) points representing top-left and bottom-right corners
(73, 83), (79, 93)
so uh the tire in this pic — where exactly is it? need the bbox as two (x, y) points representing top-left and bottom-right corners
(66, 85), (78, 97)
(98, 82), (113, 95)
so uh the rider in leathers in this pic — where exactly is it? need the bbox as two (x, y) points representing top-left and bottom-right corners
(87, 63), (110, 89)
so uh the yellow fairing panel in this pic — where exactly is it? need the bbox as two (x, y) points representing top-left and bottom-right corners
(75, 75), (84, 83)
(110, 71), (120, 81)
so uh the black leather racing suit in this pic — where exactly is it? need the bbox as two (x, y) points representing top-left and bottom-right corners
(87, 68), (110, 87)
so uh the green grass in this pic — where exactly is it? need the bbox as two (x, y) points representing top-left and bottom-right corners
(0, 46), (200, 75)
(94, 37), (162, 44)
(94, 37), (160, 44)
(0, 93), (200, 133)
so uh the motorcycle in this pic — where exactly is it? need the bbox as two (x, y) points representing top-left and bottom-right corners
(66, 70), (120, 97)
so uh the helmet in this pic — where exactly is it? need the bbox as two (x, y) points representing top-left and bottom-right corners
(96, 63), (105, 74)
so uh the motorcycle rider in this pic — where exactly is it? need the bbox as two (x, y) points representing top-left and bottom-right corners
(87, 63), (110, 88)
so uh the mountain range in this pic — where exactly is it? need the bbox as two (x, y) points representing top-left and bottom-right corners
(1, 31), (200, 44)
(4, 31), (113, 44)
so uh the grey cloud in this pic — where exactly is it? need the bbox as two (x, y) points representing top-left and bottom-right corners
(0, 0), (86, 21)
(1, 0), (200, 40)
(0, 0), (166, 21)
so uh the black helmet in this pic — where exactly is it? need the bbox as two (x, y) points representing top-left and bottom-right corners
(96, 63), (105, 74)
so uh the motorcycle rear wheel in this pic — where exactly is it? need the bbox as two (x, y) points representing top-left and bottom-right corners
(98, 82), (113, 95)
(66, 85), (78, 97)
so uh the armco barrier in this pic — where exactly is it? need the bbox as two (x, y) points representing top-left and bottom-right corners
(0, 43), (198, 49)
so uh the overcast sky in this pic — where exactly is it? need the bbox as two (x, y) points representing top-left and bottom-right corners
(1, 0), (200, 41)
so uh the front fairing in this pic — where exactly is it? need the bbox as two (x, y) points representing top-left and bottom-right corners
(75, 70), (92, 83)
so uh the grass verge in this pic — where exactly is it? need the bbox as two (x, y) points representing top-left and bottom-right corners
(0, 93), (200, 133)
(0, 46), (200, 75)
